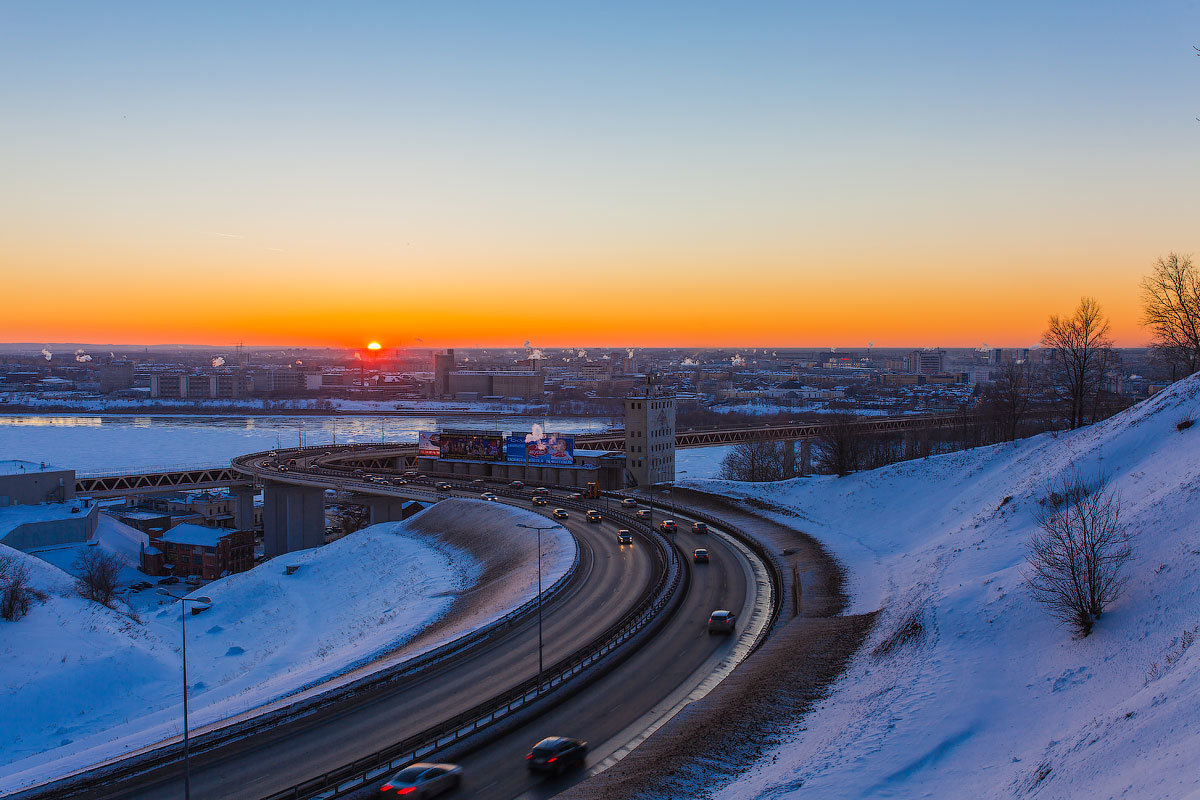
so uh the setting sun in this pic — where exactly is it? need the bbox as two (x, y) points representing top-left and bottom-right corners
(366, 342), (382, 351)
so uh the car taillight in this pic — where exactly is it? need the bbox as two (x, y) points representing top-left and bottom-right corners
(526, 753), (533, 760)
(547, 756), (558, 763)
(379, 785), (392, 792)
(396, 788), (415, 796)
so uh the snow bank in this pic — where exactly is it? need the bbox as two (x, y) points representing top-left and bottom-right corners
(692, 374), (1200, 800)
(0, 499), (574, 793)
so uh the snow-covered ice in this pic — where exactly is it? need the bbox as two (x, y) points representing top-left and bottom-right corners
(688, 374), (1200, 800)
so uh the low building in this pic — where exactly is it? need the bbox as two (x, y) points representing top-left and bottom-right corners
(0, 500), (98, 552)
(0, 460), (76, 505)
(141, 522), (255, 580)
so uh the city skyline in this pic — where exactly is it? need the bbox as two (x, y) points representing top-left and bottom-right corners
(3, 1), (1197, 348)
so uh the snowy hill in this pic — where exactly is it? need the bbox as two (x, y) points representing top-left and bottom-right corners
(0, 499), (574, 794)
(690, 374), (1200, 800)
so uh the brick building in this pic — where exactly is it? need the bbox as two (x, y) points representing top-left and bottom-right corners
(141, 522), (254, 580)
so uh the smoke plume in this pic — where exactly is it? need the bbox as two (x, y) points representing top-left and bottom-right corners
(41, 348), (52, 361)
(212, 356), (226, 367)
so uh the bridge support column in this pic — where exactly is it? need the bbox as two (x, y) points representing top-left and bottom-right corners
(363, 497), (411, 525)
(799, 439), (812, 476)
(233, 485), (257, 530)
(263, 483), (325, 557)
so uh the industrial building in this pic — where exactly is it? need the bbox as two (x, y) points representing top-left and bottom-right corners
(624, 384), (676, 487)
(0, 461), (97, 552)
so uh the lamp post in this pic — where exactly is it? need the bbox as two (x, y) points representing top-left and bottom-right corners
(157, 588), (213, 800)
(516, 522), (558, 693)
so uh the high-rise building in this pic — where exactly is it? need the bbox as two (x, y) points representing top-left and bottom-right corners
(906, 349), (945, 375)
(624, 382), (675, 488)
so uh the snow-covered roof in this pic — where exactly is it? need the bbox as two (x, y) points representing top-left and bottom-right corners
(0, 501), (92, 541)
(160, 523), (225, 548)
(0, 459), (70, 476)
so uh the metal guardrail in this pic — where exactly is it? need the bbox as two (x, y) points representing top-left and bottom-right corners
(260, 503), (682, 800)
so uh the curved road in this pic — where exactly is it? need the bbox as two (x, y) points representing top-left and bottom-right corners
(77, 452), (760, 800)
(102, 504), (653, 800)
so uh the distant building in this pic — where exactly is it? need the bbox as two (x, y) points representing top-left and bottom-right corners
(0, 460), (75, 505)
(906, 349), (946, 375)
(432, 349), (544, 400)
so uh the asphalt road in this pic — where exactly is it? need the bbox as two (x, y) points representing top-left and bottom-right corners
(109, 502), (654, 800)
(350, 505), (752, 800)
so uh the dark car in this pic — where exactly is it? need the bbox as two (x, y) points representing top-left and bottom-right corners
(617, 530), (633, 545)
(508, 480), (525, 490)
(620, 497), (638, 508)
(129, 581), (153, 591)
(526, 736), (588, 774)
(157, 576), (180, 585)
(693, 548), (709, 563)
(379, 762), (462, 797)
(393, 478), (409, 486)
(436, 482), (453, 492)
(659, 519), (678, 534)
(585, 510), (602, 523)
(707, 609), (737, 634)
(692, 522), (709, 534)
(532, 496), (548, 506)
(635, 508), (651, 520)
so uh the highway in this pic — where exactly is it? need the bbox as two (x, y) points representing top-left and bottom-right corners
(405, 519), (750, 800)
(62, 454), (764, 800)
(94, 500), (650, 799)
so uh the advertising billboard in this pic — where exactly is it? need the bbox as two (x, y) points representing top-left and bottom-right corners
(439, 429), (505, 462)
(507, 430), (575, 465)
(418, 431), (441, 458)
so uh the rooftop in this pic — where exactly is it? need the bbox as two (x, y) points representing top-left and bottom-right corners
(160, 523), (226, 548)
(0, 460), (71, 476)
(0, 501), (94, 542)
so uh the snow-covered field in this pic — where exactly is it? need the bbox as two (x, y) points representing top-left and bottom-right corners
(0, 499), (574, 793)
(676, 446), (734, 480)
(688, 374), (1200, 800)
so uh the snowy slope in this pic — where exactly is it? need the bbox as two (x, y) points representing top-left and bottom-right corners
(0, 500), (574, 793)
(690, 374), (1200, 800)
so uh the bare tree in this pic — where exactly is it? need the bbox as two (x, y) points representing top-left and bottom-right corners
(988, 359), (1035, 441)
(813, 414), (864, 476)
(74, 547), (122, 608)
(0, 555), (45, 621)
(1142, 252), (1200, 378)
(1025, 473), (1132, 637)
(1042, 297), (1114, 429)
(718, 440), (801, 482)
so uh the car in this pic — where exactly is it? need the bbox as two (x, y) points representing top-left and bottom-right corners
(435, 482), (452, 491)
(379, 762), (462, 797)
(692, 522), (709, 534)
(532, 496), (548, 506)
(393, 478), (409, 486)
(526, 736), (588, 774)
(567, 492), (583, 500)
(279, 465), (290, 472)
(617, 530), (633, 545)
(707, 609), (737, 634)
(185, 575), (203, 586)
(585, 510), (602, 523)
(620, 497), (638, 508)
(129, 581), (153, 591)
(659, 519), (678, 534)
(404, 470), (419, 478)
(552, 509), (569, 520)
(470, 479), (486, 488)
(508, 480), (525, 490)
(353, 468), (365, 475)
(260, 460), (271, 467)
(693, 548), (710, 563)
(157, 576), (180, 585)
(480, 492), (498, 501)
(635, 508), (651, 520)
(532, 487), (551, 495)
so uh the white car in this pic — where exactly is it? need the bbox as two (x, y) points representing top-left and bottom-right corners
(379, 762), (462, 797)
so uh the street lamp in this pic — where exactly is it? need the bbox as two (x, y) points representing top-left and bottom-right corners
(157, 588), (213, 800)
(516, 522), (559, 693)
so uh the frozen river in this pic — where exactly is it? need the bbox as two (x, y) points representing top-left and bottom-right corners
(0, 413), (621, 475)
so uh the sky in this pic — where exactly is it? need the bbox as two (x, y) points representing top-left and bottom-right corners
(1, 1), (1197, 349)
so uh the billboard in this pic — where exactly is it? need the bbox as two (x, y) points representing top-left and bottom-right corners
(418, 431), (441, 458)
(507, 429), (575, 466)
(439, 429), (505, 462)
